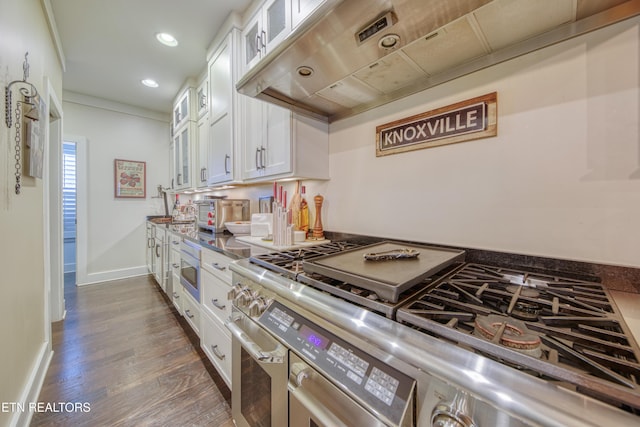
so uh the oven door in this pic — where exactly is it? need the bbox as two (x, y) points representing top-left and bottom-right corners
(289, 353), (390, 427)
(226, 308), (288, 427)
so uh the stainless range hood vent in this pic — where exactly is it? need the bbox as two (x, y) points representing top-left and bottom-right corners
(237, 0), (640, 123)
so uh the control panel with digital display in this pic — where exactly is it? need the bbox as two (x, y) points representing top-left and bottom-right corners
(258, 301), (414, 425)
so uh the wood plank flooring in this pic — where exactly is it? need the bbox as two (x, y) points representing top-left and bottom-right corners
(31, 274), (233, 427)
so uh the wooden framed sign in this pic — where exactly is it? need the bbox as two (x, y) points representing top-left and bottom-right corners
(114, 159), (146, 198)
(376, 92), (497, 157)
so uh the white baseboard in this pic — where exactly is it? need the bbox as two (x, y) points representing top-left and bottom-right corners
(77, 265), (148, 286)
(11, 343), (53, 427)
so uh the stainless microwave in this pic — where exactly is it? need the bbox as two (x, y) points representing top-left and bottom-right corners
(195, 199), (249, 233)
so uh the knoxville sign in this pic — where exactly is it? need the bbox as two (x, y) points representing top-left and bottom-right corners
(376, 92), (497, 156)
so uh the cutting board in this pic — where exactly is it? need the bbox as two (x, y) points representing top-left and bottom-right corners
(236, 235), (330, 251)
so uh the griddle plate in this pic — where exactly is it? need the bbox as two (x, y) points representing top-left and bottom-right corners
(302, 241), (465, 302)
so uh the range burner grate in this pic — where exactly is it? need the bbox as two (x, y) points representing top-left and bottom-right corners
(397, 263), (640, 412)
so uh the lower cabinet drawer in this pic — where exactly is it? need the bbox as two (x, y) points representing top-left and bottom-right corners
(171, 274), (182, 315)
(201, 311), (232, 388)
(182, 290), (200, 336)
(201, 269), (232, 323)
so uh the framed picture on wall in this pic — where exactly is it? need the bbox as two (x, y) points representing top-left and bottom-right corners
(114, 159), (146, 198)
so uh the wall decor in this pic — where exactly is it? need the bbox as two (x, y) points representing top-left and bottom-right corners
(114, 159), (146, 198)
(5, 52), (41, 194)
(376, 92), (497, 157)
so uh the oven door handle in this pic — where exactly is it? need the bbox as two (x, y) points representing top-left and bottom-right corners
(288, 363), (352, 427)
(226, 317), (285, 363)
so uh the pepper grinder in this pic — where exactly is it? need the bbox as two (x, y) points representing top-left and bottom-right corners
(312, 194), (324, 239)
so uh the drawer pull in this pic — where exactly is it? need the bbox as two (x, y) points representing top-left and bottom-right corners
(212, 298), (226, 310)
(211, 262), (226, 271)
(173, 292), (180, 299)
(172, 263), (180, 269)
(172, 241), (179, 245)
(211, 345), (225, 360)
(185, 309), (194, 319)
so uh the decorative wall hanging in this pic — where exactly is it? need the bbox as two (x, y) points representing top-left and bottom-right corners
(5, 52), (41, 194)
(114, 159), (146, 199)
(375, 92), (497, 157)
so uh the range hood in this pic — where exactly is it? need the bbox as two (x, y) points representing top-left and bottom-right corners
(237, 0), (640, 123)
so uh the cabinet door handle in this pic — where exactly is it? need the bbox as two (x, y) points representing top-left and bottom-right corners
(224, 154), (230, 174)
(185, 309), (194, 319)
(261, 30), (267, 53)
(177, 174), (182, 186)
(211, 262), (226, 271)
(254, 33), (261, 59)
(155, 245), (160, 257)
(255, 147), (261, 170)
(211, 298), (226, 310)
(173, 292), (180, 299)
(261, 146), (266, 169)
(211, 344), (226, 360)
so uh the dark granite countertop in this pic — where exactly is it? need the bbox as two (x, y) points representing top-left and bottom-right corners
(148, 218), (640, 293)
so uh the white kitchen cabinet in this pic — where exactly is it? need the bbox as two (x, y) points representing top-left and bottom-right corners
(153, 226), (167, 291)
(200, 246), (234, 388)
(196, 115), (209, 188)
(291, 0), (326, 29)
(242, 97), (329, 181)
(201, 310), (232, 388)
(171, 125), (194, 190)
(173, 88), (190, 132)
(196, 78), (208, 120)
(242, 0), (291, 73)
(182, 290), (201, 336)
(146, 222), (155, 274)
(201, 269), (232, 324)
(195, 74), (210, 188)
(207, 29), (243, 186)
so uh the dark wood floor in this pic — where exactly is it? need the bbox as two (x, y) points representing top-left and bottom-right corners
(31, 273), (233, 427)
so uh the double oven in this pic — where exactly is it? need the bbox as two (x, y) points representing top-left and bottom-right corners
(226, 264), (415, 427)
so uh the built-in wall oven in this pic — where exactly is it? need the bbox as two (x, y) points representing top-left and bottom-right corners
(180, 239), (201, 301)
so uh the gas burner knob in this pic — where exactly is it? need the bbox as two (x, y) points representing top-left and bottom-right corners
(234, 289), (256, 308)
(248, 296), (271, 317)
(431, 393), (476, 427)
(227, 283), (245, 300)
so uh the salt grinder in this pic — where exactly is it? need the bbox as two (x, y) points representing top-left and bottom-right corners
(312, 194), (324, 239)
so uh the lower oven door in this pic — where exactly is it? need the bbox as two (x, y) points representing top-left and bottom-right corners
(289, 353), (390, 427)
(227, 308), (288, 427)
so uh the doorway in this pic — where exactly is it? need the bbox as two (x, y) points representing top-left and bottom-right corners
(62, 141), (77, 291)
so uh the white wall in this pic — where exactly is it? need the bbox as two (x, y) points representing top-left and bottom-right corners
(0, 1), (63, 425)
(62, 96), (170, 284)
(322, 16), (640, 268)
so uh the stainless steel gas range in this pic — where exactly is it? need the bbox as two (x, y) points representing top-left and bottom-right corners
(227, 239), (640, 426)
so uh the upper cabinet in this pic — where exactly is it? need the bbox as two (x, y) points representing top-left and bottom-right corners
(196, 78), (208, 120)
(242, 0), (291, 73)
(172, 126), (193, 190)
(291, 0), (325, 30)
(242, 96), (329, 182)
(207, 28), (243, 186)
(173, 87), (195, 131)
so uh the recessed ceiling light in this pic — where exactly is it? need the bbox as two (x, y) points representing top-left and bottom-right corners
(156, 32), (178, 47)
(141, 79), (159, 88)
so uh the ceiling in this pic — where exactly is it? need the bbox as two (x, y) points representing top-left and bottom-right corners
(50, 0), (252, 116)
